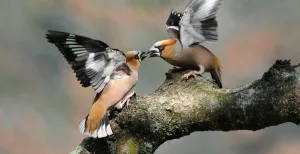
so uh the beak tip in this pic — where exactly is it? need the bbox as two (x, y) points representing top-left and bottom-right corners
(141, 52), (147, 61)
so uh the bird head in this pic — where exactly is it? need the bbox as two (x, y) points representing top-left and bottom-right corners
(125, 50), (147, 71)
(147, 39), (177, 58)
(126, 50), (147, 62)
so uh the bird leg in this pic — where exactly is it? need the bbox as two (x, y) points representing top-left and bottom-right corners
(182, 65), (205, 80)
(115, 91), (136, 110)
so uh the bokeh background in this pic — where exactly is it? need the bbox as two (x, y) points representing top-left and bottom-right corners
(1, 0), (300, 153)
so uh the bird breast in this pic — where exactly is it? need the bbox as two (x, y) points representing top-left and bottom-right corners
(99, 73), (137, 108)
(167, 46), (215, 70)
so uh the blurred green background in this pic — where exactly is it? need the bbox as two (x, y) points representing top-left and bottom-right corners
(1, 0), (300, 153)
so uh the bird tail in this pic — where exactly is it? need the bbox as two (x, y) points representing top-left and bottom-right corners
(79, 100), (113, 138)
(211, 56), (222, 88)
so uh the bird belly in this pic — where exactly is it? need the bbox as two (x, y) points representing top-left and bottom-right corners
(191, 49), (215, 71)
(163, 52), (198, 69)
(178, 46), (216, 71)
(100, 75), (137, 108)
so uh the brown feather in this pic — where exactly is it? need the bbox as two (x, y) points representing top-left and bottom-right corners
(85, 98), (107, 134)
(209, 55), (222, 88)
(125, 50), (141, 71)
(125, 50), (138, 60)
(213, 55), (222, 79)
(126, 59), (140, 71)
(161, 43), (176, 60)
(158, 39), (177, 62)
(155, 39), (176, 47)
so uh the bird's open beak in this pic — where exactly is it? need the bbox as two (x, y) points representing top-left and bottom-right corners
(141, 52), (147, 61)
(147, 46), (160, 57)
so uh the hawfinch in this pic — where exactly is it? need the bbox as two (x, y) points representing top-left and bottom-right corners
(148, 0), (223, 88)
(46, 31), (146, 138)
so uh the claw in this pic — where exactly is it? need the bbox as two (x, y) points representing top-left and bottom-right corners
(181, 71), (200, 79)
(167, 67), (176, 74)
(115, 91), (136, 110)
(125, 98), (131, 108)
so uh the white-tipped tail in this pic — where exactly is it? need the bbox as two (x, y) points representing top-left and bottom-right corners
(78, 112), (113, 138)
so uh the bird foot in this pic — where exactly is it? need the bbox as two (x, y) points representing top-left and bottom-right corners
(115, 91), (136, 110)
(182, 71), (200, 79)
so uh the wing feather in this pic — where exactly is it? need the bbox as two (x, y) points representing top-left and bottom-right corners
(180, 0), (222, 47)
(166, 0), (222, 47)
(46, 30), (126, 93)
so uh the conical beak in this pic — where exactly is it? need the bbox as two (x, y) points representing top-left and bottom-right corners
(147, 46), (160, 57)
(141, 52), (147, 61)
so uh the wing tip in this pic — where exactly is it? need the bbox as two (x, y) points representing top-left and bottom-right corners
(45, 30), (69, 42)
(166, 9), (183, 27)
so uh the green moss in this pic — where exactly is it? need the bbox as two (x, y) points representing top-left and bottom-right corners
(126, 139), (139, 154)
(70, 146), (90, 154)
(114, 136), (139, 154)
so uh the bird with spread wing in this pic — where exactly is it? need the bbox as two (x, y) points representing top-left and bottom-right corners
(46, 31), (146, 138)
(147, 0), (223, 88)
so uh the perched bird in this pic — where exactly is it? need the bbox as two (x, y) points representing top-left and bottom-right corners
(46, 31), (146, 138)
(147, 0), (223, 88)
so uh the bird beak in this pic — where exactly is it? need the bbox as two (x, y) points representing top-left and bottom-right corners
(141, 52), (147, 61)
(147, 46), (160, 57)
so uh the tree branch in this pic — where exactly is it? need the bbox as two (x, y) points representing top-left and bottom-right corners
(70, 60), (300, 154)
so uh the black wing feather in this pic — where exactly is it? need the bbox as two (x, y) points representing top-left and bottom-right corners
(46, 30), (126, 92)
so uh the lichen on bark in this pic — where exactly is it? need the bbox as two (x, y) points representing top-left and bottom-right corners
(71, 60), (300, 154)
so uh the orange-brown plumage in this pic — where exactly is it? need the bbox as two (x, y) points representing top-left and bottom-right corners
(46, 30), (146, 138)
(148, 39), (223, 88)
(126, 59), (140, 71)
(86, 99), (107, 134)
(81, 50), (145, 137)
(85, 71), (138, 134)
(126, 51), (142, 71)
(161, 41), (176, 61)
(214, 55), (222, 78)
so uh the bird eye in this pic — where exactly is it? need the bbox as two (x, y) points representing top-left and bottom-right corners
(135, 54), (139, 59)
(158, 45), (166, 51)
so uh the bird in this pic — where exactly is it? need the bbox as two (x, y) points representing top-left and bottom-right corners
(147, 0), (223, 88)
(46, 30), (146, 138)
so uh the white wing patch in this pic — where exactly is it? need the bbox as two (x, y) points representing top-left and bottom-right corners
(72, 48), (85, 51)
(69, 45), (84, 48)
(63, 35), (125, 93)
(62, 33), (126, 93)
(47, 31), (127, 94)
(192, 0), (220, 20)
(179, 0), (222, 47)
(166, 25), (179, 31)
(85, 53), (107, 72)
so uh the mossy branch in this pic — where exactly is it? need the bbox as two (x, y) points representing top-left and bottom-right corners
(70, 60), (300, 154)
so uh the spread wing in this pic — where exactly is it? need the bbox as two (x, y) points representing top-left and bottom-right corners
(46, 30), (126, 93)
(166, 9), (183, 39)
(166, 0), (222, 47)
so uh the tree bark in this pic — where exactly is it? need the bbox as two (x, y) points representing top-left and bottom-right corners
(70, 60), (300, 154)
